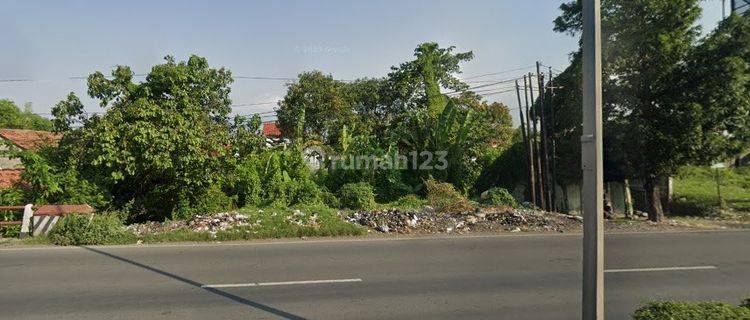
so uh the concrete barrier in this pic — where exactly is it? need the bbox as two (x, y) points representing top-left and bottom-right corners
(0, 204), (94, 238)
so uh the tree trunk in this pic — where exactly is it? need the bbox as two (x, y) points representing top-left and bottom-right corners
(644, 178), (664, 222)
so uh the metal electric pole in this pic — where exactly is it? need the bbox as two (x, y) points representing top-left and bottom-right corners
(581, 0), (604, 319)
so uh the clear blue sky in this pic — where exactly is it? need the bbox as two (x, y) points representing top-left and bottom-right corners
(0, 0), (724, 124)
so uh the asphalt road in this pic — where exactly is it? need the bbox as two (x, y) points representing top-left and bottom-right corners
(1, 230), (749, 320)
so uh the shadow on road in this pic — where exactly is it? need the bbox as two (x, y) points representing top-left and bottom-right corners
(81, 246), (307, 320)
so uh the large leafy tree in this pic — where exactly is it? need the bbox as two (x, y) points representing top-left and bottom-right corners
(555, 0), (707, 221)
(384, 42), (474, 119)
(53, 55), (235, 220)
(681, 13), (750, 163)
(276, 71), (355, 144)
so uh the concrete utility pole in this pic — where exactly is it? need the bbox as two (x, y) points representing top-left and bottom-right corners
(581, 0), (604, 319)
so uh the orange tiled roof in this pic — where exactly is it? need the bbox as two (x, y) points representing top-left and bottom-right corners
(0, 169), (23, 188)
(0, 129), (61, 150)
(262, 122), (282, 137)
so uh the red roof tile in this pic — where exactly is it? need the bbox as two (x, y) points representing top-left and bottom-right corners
(0, 129), (61, 150)
(262, 122), (282, 137)
(0, 169), (23, 188)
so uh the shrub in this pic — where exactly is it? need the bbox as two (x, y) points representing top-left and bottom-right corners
(48, 214), (135, 246)
(231, 147), (324, 208)
(338, 182), (375, 210)
(632, 301), (750, 320)
(387, 194), (428, 210)
(320, 187), (341, 208)
(425, 178), (474, 212)
(175, 185), (235, 219)
(482, 187), (518, 208)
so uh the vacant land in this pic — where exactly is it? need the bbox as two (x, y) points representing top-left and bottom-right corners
(672, 166), (750, 219)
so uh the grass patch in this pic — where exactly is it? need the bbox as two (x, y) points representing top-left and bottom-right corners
(632, 300), (750, 319)
(141, 204), (364, 244)
(673, 166), (750, 216)
(374, 194), (429, 211)
(3, 204), (365, 246)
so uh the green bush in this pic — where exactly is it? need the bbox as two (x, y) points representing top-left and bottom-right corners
(48, 214), (135, 246)
(425, 178), (473, 212)
(0, 188), (25, 238)
(175, 185), (236, 219)
(482, 187), (518, 208)
(338, 182), (375, 210)
(386, 194), (428, 210)
(231, 147), (324, 208)
(319, 187), (341, 208)
(632, 301), (750, 320)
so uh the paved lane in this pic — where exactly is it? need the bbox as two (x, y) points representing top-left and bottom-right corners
(1, 230), (748, 319)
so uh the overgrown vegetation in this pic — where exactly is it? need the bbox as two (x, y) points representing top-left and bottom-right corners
(1, 44), (516, 226)
(425, 178), (474, 213)
(41, 205), (364, 245)
(0, 100), (52, 130)
(47, 214), (134, 246)
(2, 4), (749, 239)
(338, 182), (375, 210)
(481, 187), (518, 208)
(553, 1), (750, 221)
(632, 300), (750, 320)
(672, 166), (750, 217)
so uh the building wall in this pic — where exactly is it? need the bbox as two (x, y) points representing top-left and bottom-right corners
(0, 144), (22, 169)
(528, 177), (673, 214)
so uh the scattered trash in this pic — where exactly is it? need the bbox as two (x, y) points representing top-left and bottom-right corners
(346, 206), (580, 234)
(126, 211), (254, 236)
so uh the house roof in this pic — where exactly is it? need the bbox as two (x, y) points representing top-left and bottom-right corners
(0, 169), (23, 188)
(262, 122), (282, 137)
(0, 129), (61, 150)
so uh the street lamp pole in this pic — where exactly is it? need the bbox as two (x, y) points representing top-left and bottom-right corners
(581, 0), (604, 319)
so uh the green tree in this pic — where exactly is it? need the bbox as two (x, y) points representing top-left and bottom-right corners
(276, 71), (355, 144)
(51, 93), (86, 132)
(681, 12), (750, 164)
(555, 0), (704, 221)
(63, 55), (235, 220)
(0, 100), (52, 130)
(384, 42), (474, 119)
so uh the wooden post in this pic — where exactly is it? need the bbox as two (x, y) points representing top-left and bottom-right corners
(523, 75), (539, 207)
(548, 66), (559, 212)
(528, 73), (546, 210)
(537, 62), (553, 211)
(517, 80), (536, 204)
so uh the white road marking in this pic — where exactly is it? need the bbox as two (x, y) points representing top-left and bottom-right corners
(605, 265), (717, 273)
(201, 278), (363, 288)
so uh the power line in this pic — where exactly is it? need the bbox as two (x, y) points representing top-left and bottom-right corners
(462, 65), (536, 80)
(442, 75), (528, 95)
(231, 101), (278, 107)
(233, 76), (296, 81)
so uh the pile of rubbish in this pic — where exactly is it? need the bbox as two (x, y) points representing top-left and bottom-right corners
(126, 211), (258, 236)
(346, 206), (582, 234)
(285, 209), (319, 228)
